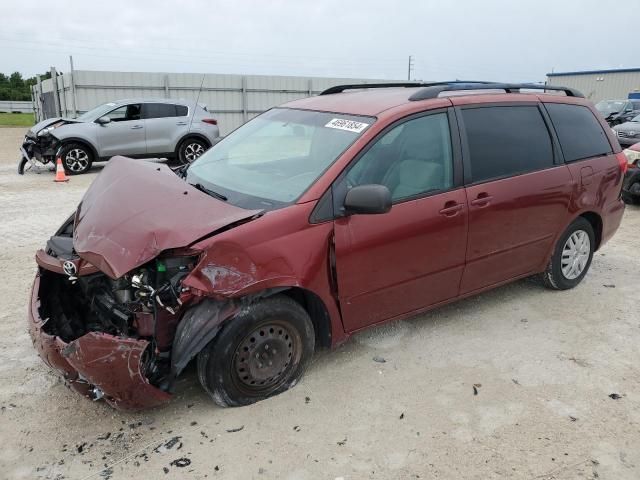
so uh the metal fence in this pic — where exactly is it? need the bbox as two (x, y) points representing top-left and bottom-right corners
(0, 100), (34, 113)
(32, 69), (392, 135)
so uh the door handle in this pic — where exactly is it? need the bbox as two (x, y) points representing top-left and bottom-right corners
(130, 125), (143, 130)
(470, 193), (493, 207)
(176, 121), (188, 126)
(439, 202), (464, 216)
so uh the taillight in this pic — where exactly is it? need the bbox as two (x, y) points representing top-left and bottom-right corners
(202, 119), (217, 126)
(616, 151), (628, 174)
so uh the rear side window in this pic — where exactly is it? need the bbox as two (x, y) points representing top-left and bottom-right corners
(176, 105), (188, 117)
(461, 106), (554, 183)
(145, 103), (179, 119)
(545, 103), (612, 162)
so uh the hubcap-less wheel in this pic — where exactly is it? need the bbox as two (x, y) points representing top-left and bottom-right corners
(184, 142), (205, 162)
(65, 148), (89, 172)
(561, 230), (591, 280)
(232, 321), (299, 393)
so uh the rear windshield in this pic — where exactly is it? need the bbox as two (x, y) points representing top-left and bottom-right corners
(186, 108), (374, 209)
(545, 103), (612, 162)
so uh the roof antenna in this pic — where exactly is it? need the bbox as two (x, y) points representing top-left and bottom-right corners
(172, 74), (206, 175)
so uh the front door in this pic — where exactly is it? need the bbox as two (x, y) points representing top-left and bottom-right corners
(333, 111), (468, 332)
(97, 103), (146, 157)
(457, 104), (573, 293)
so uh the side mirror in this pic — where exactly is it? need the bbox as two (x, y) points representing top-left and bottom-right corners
(344, 184), (392, 215)
(96, 116), (111, 125)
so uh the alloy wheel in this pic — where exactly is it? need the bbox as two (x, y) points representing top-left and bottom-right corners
(65, 149), (89, 172)
(184, 142), (205, 162)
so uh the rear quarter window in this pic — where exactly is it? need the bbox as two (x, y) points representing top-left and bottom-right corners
(461, 105), (554, 183)
(176, 105), (188, 117)
(545, 103), (612, 162)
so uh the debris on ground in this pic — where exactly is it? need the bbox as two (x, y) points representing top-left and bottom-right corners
(154, 436), (183, 453)
(305, 396), (311, 404)
(170, 457), (191, 468)
(609, 393), (622, 400)
(603, 284), (616, 288)
(337, 438), (347, 446)
(473, 383), (482, 395)
(373, 356), (386, 363)
(512, 379), (520, 385)
(569, 416), (578, 422)
(293, 425), (301, 432)
(399, 413), (405, 420)
(226, 425), (245, 433)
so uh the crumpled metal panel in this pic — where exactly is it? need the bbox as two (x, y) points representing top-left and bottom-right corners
(73, 156), (260, 279)
(62, 333), (171, 410)
(28, 274), (171, 411)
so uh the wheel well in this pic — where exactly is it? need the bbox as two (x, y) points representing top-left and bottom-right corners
(60, 139), (98, 161)
(282, 288), (332, 348)
(177, 134), (211, 153)
(579, 211), (603, 250)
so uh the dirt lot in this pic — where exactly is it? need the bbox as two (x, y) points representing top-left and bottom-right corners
(0, 127), (639, 480)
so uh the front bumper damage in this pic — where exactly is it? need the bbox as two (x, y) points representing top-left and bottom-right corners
(29, 273), (171, 410)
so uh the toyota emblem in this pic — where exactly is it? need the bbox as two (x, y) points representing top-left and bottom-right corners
(63, 260), (77, 277)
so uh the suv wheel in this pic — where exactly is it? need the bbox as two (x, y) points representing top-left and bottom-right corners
(197, 295), (314, 407)
(178, 137), (209, 165)
(59, 143), (93, 175)
(541, 217), (595, 290)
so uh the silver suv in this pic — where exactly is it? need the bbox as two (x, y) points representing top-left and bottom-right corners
(19, 98), (220, 174)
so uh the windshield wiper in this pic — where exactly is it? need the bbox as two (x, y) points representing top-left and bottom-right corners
(191, 182), (228, 201)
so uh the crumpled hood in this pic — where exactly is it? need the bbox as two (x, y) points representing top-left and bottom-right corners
(29, 117), (81, 135)
(73, 156), (261, 279)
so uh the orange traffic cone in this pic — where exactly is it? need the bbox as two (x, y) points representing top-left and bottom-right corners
(54, 157), (69, 183)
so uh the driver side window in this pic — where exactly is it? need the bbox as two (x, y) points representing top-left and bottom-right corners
(346, 113), (453, 202)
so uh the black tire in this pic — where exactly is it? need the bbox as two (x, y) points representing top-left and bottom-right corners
(18, 157), (27, 175)
(541, 217), (595, 290)
(197, 295), (314, 407)
(177, 137), (209, 165)
(59, 143), (93, 175)
(622, 183), (640, 205)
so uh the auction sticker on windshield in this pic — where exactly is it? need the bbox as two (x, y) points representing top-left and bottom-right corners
(325, 118), (369, 133)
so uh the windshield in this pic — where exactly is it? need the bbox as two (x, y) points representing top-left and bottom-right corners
(75, 102), (119, 121)
(595, 100), (626, 115)
(186, 108), (374, 209)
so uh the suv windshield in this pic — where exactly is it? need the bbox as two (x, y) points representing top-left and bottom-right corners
(186, 108), (374, 209)
(595, 100), (626, 115)
(75, 102), (119, 121)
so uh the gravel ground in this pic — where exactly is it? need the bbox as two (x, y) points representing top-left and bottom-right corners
(1, 127), (639, 480)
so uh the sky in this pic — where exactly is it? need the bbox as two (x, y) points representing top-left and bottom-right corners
(1, 0), (638, 82)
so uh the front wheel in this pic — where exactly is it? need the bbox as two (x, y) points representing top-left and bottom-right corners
(541, 217), (595, 290)
(197, 295), (315, 407)
(177, 137), (209, 165)
(59, 143), (93, 175)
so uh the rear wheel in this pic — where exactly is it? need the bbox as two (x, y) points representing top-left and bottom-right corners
(59, 143), (93, 175)
(197, 295), (314, 407)
(541, 217), (595, 290)
(177, 137), (209, 165)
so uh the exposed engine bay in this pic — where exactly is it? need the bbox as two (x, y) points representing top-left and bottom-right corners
(38, 220), (199, 393)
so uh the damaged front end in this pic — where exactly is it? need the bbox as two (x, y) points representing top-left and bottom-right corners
(29, 221), (203, 409)
(18, 119), (72, 174)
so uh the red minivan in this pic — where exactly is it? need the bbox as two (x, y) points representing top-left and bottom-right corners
(28, 82), (626, 409)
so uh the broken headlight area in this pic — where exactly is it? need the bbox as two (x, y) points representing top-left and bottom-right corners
(36, 253), (199, 397)
(22, 130), (60, 165)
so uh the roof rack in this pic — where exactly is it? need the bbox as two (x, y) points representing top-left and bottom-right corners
(319, 81), (584, 99)
(319, 81), (493, 96)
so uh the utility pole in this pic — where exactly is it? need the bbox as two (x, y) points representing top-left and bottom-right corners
(407, 55), (414, 81)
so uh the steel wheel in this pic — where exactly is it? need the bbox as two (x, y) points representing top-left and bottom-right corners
(64, 148), (90, 172)
(232, 320), (300, 394)
(184, 142), (205, 162)
(561, 230), (591, 280)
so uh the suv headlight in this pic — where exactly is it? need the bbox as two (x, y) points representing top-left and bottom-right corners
(37, 127), (53, 137)
(623, 148), (640, 165)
